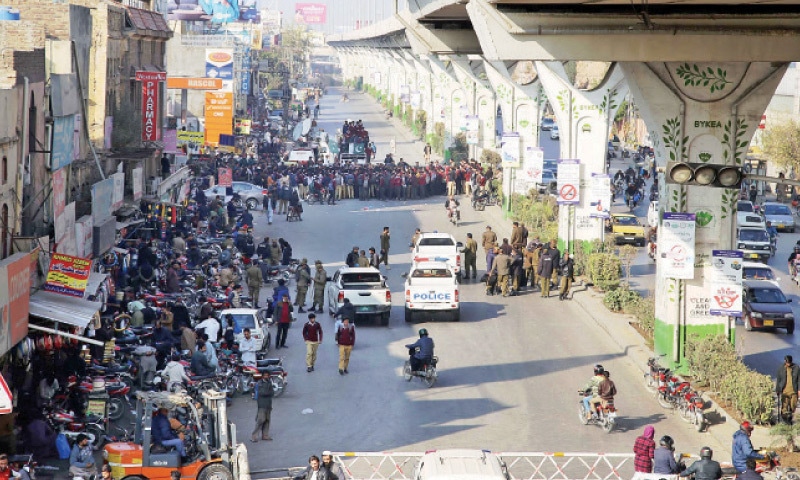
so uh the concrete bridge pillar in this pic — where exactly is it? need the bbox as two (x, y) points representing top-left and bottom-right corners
(535, 61), (628, 249)
(427, 57), (466, 160)
(620, 61), (788, 368)
(405, 53), (436, 140)
(449, 55), (497, 160)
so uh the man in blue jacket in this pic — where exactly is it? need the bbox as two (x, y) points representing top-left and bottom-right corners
(405, 328), (434, 372)
(732, 422), (764, 473)
(152, 407), (186, 457)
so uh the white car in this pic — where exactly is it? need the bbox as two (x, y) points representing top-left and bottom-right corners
(550, 125), (560, 140)
(326, 266), (392, 325)
(413, 450), (510, 480)
(736, 200), (758, 226)
(404, 261), (460, 322)
(219, 308), (272, 352)
(741, 261), (780, 287)
(647, 200), (659, 228)
(412, 232), (464, 281)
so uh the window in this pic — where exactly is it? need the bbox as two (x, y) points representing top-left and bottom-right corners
(2, 204), (8, 258)
(1, 157), (6, 185)
(418, 237), (455, 247)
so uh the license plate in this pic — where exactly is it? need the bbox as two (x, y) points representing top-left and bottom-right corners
(764, 320), (774, 326)
(778, 224), (785, 229)
(747, 253), (759, 259)
(357, 306), (371, 312)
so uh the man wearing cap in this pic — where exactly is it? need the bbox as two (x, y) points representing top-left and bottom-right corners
(302, 313), (323, 372)
(251, 372), (274, 442)
(311, 261), (327, 313)
(732, 422), (765, 473)
(321, 451), (345, 480)
(776, 355), (800, 423)
(481, 226), (497, 266)
(463, 233), (478, 280)
(295, 259), (311, 313)
(246, 259), (263, 308)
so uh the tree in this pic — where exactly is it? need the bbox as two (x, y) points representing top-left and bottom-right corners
(761, 120), (800, 171)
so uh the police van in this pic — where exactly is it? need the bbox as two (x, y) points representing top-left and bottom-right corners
(404, 261), (460, 322)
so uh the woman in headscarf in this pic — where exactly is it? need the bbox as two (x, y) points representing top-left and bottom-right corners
(633, 425), (656, 473)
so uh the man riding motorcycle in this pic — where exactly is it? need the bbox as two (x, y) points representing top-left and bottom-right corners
(679, 447), (722, 480)
(445, 196), (460, 222)
(405, 328), (435, 373)
(581, 364), (606, 420)
(732, 422), (764, 473)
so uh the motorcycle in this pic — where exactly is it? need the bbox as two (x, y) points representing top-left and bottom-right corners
(577, 391), (617, 433)
(679, 388), (706, 432)
(402, 349), (438, 388)
(447, 204), (460, 226)
(43, 405), (105, 450)
(648, 234), (658, 261)
(229, 358), (288, 397)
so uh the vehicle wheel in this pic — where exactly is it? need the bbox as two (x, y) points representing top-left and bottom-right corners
(107, 397), (126, 420)
(198, 463), (234, 480)
(789, 324), (795, 334)
(695, 411), (706, 432)
(403, 361), (413, 382)
(578, 402), (589, 425)
(379, 311), (390, 326)
(602, 417), (615, 433)
(405, 308), (414, 323)
(226, 375), (240, 397)
(246, 198), (259, 210)
(271, 376), (286, 397)
(744, 315), (753, 331)
(679, 404), (693, 422)
(86, 424), (106, 451)
(657, 392), (674, 409)
(644, 374), (656, 393)
(423, 367), (436, 388)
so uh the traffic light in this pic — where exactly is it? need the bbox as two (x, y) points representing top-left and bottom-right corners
(664, 162), (743, 188)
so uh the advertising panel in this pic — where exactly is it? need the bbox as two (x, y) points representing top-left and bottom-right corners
(132, 167), (144, 201)
(91, 177), (115, 225)
(44, 253), (92, 298)
(218, 168), (233, 187)
(556, 159), (581, 206)
(51, 115), (75, 171)
(501, 132), (520, 169)
(168, 0), (259, 23)
(514, 147), (543, 195)
(166, 77), (223, 90)
(658, 212), (696, 280)
(163, 129), (178, 154)
(205, 92), (234, 145)
(177, 131), (205, 155)
(53, 167), (67, 249)
(206, 49), (234, 82)
(589, 174), (611, 219)
(294, 3), (326, 24)
(708, 250), (743, 317)
(111, 172), (125, 211)
(0, 253), (32, 357)
(136, 71), (166, 142)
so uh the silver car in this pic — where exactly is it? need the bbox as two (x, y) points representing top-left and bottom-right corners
(204, 181), (267, 210)
(763, 202), (795, 233)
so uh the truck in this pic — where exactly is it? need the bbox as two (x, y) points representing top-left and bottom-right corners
(412, 232), (464, 281)
(326, 266), (392, 325)
(404, 261), (460, 322)
(338, 139), (368, 164)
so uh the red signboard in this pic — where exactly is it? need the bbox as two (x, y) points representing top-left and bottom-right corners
(0, 253), (32, 358)
(137, 71), (165, 142)
(44, 253), (92, 298)
(218, 168), (233, 187)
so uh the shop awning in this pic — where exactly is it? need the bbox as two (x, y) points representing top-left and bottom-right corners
(84, 272), (108, 298)
(29, 290), (102, 330)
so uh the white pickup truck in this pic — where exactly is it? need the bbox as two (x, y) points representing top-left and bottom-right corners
(412, 232), (464, 281)
(326, 266), (392, 325)
(404, 261), (460, 322)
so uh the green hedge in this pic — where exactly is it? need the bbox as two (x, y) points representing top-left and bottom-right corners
(587, 253), (621, 292)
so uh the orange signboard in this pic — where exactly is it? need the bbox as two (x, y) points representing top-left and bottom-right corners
(167, 77), (223, 90)
(205, 92), (234, 145)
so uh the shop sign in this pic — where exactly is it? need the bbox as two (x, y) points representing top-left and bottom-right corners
(0, 253), (32, 358)
(44, 253), (92, 298)
(136, 71), (165, 142)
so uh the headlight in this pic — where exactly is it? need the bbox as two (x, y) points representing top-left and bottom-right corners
(738, 243), (746, 249)
(785, 314), (794, 319)
(761, 245), (770, 250)
(752, 312), (763, 318)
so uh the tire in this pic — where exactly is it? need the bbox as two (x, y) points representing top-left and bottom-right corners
(644, 373), (656, 393)
(578, 402), (589, 425)
(695, 410), (705, 432)
(108, 397), (126, 420)
(657, 392), (674, 409)
(602, 417), (615, 433)
(246, 198), (259, 210)
(86, 424), (106, 451)
(403, 361), (413, 382)
(679, 404), (693, 423)
(226, 375), (240, 397)
(405, 308), (414, 323)
(452, 309), (461, 322)
(379, 311), (390, 326)
(744, 315), (753, 331)
(423, 367), (436, 388)
(789, 324), (795, 335)
(198, 464), (234, 480)
(271, 376), (286, 397)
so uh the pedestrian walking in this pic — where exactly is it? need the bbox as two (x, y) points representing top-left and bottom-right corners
(262, 191), (275, 225)
(776, 355), (800, 423)
(463, 233), (478, 280)
(295, 259), (311, 313)
(489, 247), (511, 297)
(310, 261), (327, 313)
(274, 294), (293, 349)
(251, 374), (273, 442)
(537, 242), (559, 298)
(633, 425), (656, 473)
(302, 313), (323, 372)
(558, 252), (575, 301)
(335, 317), (355, 375)
(481, 226), (497, 268)
(246, 259), (263, 308)
(380, 227), (391, 269)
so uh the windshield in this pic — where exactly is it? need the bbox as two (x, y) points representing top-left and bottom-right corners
(737, 202), (754, 213)
(750, 287), (787, 304)
(230, 314), (256, 330)
(418, 238), (455, 247)
(542, 118), (554, 125)
(411, 268), (452, 278)
(614, 216), (639, 226)
(739, 229), (769, 242)
(342, 273), (382, 283)
(742, 215), (763, 224)
(744, 267), (775, 281)
(765, 204), (792, 216)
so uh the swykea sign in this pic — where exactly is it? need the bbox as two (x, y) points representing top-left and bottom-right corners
(136, 71), (166, 142)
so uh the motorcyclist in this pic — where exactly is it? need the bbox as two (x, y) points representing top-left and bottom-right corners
(766, 221), (778, 247)
(405, 328), (435, 372)
(679, 447), (722, 480)
(445, 196), (460, 221)
(653, 435), (680, 474)
(788, 246), (800, 276)
(625, 183), (639, 206)
(732, 422), (765, 473)
(581, 364), (605, 420)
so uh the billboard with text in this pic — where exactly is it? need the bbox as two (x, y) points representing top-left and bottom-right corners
(294, 3), (326, 24)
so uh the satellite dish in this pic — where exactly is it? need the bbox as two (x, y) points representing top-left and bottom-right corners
(292, 122), (303, 141)
(302, 118), (312, 135)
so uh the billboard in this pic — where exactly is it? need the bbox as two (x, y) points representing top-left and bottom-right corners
(44, 253), (92, 298)
(51, 115), (75, 171)
(168, 0), (260, 23)
(206, 49), (234, 92)
(92, 177), (115, 225)
(205, 92), (234, 145)
(295, 3), (326, 24)
(0, 253), (32, 357)
(658, 212), (696, 280)
(136, 71), (166, 142)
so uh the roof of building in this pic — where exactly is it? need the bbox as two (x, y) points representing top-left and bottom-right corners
(126, 6), (173, 39)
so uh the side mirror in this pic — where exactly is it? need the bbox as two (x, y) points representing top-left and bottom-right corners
(789, 299), (793, 304)
(456, 241), (464, 248)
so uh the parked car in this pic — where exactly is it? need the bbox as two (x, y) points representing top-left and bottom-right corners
(609, 213), (646, 246)
(762, 202), (795, 232)
(204, 181), (267, 210)
(219, 308), (273, 351)
(741, 261), (780, 287)
(537, 169), (557, 195)
(742, 280), (794, 334)
(541, 117), (555, 131)
(550, 125), (560, 140)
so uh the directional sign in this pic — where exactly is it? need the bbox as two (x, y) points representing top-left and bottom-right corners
(557, 159), (580, 205)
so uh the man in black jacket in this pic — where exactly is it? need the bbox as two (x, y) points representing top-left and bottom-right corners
(345, 246), (359, 267)
(251, 375), (274, 442)
(776, 355), (800, 423)
(558, 252), (575, 301)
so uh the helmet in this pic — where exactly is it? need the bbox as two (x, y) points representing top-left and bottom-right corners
(700, 447), (713, 459)
(594, 364), (605, 375)
(418, 328), (428, 337)
(741, 421), (754, 432)
(660, 435), (674, 449)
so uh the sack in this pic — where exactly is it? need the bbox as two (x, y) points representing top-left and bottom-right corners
(56, 433), (71, 459)
(487, 273), (498, 287)
(479, 273), (489, 283)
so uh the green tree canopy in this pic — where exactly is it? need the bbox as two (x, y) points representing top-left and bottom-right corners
(761, 119), (800, 171)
